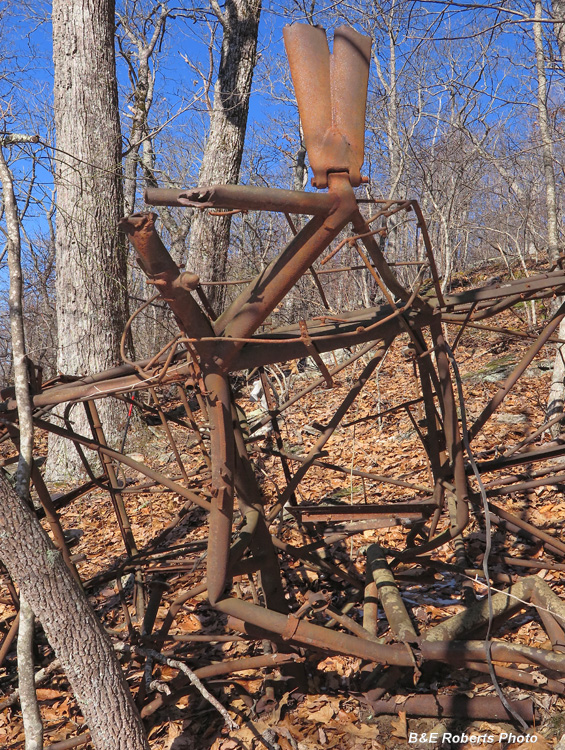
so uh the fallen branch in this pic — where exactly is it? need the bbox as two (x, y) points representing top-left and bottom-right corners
(0, 658), (61, 711)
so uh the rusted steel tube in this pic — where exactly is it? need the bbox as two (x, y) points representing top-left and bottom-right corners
(422, 577), (540, 643)
(410, 201), (444, 305)
(477, 441), (565, 473)
(193, 652), (303, 679)
(0, 611), (19, 669)
(216, 173), (358, 341)
(176, 384), (210, 468)
(325, 605), (381, 641)
(226, 616), (287, 644)
(158, 582), (208, 638)
(259, 367), (297, 505)
(85, 400), (138, 558)
(488, 501), (565, 557)
(531, 593), (565, 652)
(226, 614), (565, 673)
(151, 634), (247, 644)
(44, 735), (91, 750)
(503, 414), (564, 458)
(420, 639), (565, 672)
(363, 569), (379, 638)
(84, 399), (145, 620)
(483, 461), (565, 489)
(486, 472), (565, 497)
(218, 598), (565, 673)
(232, 307), (431, 371)
(491, 555), (565, 572)
(441, 268), (565, 307)
(351, 209), (415, 305)
(230, 419), (295, 638)
(488, 513), (564, 558)
(444, 315), (565, 344)
(34, 476), (104, 518)
(367, 695), (534, 721)
(204, 370), (235, 606)
(119, 212), (214, 342)
(2, 359), (192, 410)
(465, 660), (565, 694)
(145, 184), (337, 215)
(214, 597), (414, 666)
(142, 580), (169, 636)
(32, 418), (212, 512)
(367, 544), (418, 643)
(266, 448), (434, 494)
(266, 340), (392, 521)
(147, 386), (189, 482)
(469, 299), (565, 441)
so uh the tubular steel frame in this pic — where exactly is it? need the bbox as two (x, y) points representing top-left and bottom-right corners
(3, 23), (565, 724)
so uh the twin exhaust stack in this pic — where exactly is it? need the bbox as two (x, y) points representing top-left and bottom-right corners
(283, 24), (371, 188)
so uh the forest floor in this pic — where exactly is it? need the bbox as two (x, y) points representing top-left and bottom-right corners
(2, 262), (565, 749)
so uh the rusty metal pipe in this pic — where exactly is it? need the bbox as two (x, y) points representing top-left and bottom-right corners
(420, 639), (565, 672)
(465, 660), (565, 694)
(266, 340), (392, 521)
(158, 582), (208, 638)
(32, 418), (212, 512)
(487, 501), (565, 557)
(469, 299), (565, 441)
(367, 695), (533, 721)
(2, 358), (193, 410)
(202, 370), (235, 606)
(266, 447), (434, 494)
(367, 544), (418, 643)
(119, 212), (214, 341)
(214, 597), (414, 666)
(144, 184), (337, 215)
(0, 611), (19, 669)
(216, 173), (358, 343)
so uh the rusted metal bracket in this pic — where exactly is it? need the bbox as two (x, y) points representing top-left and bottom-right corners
(299, 320), (334, 387)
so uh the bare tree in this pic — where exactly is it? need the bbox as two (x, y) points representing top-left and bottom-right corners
(0, 133), (43, 750)
(533, 0), (565, 429)
(47, 0), (131, 478)
(551, 0), (565, 69)
(0, 472), (150, 749)
(187, 0), (262, 313)
(118, 0), (170, 215)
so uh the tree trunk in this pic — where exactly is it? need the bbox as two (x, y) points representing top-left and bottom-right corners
(534, 0), (559, 263)
(551, 0), (565, 70)
(188, 0), (262, 314)
(0, 139), (44, 750)
(17, 597), (43, 750)
(47, 0), (130, 478)
(119, 2), (168, 215)
(0, 474), (150, 750)
(534, 0), (564, 430)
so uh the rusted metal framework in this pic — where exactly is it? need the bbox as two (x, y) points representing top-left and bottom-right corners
(3, 24), (565, 727)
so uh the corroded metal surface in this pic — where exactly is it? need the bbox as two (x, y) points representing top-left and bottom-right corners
(4, 23), (565, 723)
